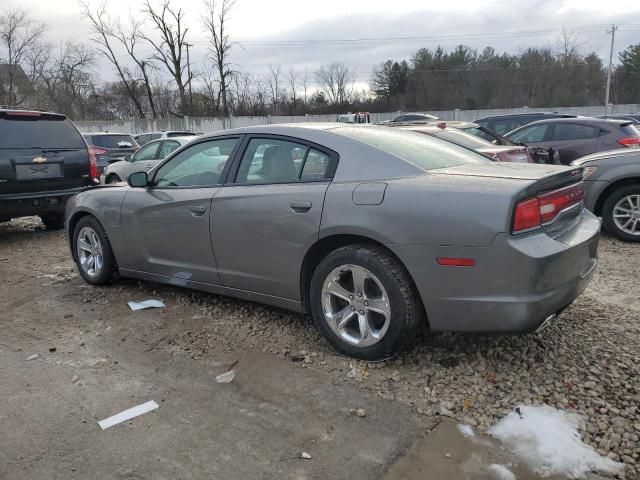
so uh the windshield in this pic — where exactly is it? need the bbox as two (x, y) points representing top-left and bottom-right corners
(0, 116), (86, 149)
(337, 126), (488, 171)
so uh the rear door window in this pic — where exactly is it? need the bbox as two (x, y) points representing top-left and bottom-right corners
(0, 115), (85, 149)
(90, 135), (137, 149)
(235, 138), (307, 184)
(158, 140), (181, 158)
(551, 124), (600, 141)
(133, 142), (160, 161)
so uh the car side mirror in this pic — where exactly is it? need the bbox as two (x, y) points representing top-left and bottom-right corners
(128, 171), (149, 188)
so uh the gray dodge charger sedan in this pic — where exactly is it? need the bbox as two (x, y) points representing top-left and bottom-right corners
(66, 124), (600, 360)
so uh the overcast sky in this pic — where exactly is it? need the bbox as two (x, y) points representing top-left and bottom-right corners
(4, 0), (640, 88)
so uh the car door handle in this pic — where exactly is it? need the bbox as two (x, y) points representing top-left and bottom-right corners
(190, 205), (206, 216)
(290, 201), (312, 213)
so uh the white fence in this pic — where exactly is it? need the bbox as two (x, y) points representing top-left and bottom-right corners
(75, 104), (640, 135)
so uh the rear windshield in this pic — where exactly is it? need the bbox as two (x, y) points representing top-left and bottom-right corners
(87, 134), (138, 148)
(167, 131), (197, 137)
(426, 129), (492, 149)
(337, 127), (488, 171)
(0, 116), (85, 149)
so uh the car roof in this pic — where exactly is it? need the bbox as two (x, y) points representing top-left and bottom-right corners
(0, 108), (65, 118)
(476, 112), (575, 121)
(82, 132), (134, 136)
(511, 116), (633, 128)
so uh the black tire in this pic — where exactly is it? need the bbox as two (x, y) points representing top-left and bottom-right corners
(309, 243), (421, 360)
(106, 174), (122, 184)
(40, 212), (65, 230)
(72, 216), (120, 285)
(601, 184), (640, 242)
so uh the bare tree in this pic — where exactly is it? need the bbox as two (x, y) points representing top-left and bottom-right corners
(0, 9), (46, 105)
(202, 0), (235, 115)
(142, 0), (190, 116)
(267, 63), (281, 111)
(81, 2), (149, 117)
(315, 62), (354, 107)
(287, 66), (298, 114)
(300, 68), (310, 109)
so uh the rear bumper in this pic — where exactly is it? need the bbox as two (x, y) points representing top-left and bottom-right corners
(0, 187), (88, 218)
(390, 210), (601, 333)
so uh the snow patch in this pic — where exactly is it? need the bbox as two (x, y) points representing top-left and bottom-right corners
(488, 464), (516, 480)
(457, 424), (475, 438)
(488, 405), (623, 478)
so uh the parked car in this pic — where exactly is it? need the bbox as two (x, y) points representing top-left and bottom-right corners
(83, 132), (139, 178)
(337, 113), (371, 124)
(424, 121), (557, 163)
(475, 112), (576, 135)
(381, 113), (439, 124)
(66, 124), (599, 360)
(400, 124), (533, 162)
(571, 149), (640, 242)
(134, 130), (199, 146)
(101, 136), (194, 184)
(0, 108), (93, 229)
(596, 114), (640, 125)
(505, 118), (640, 165)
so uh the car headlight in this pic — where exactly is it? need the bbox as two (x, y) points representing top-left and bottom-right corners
(582, 166), (598, 179)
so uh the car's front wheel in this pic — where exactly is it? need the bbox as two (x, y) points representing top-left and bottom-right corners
(106, 174), (122, 184)
(602, 185), (640, 242)
(310, 244), (421, 360)
(72, 216), (119, 285)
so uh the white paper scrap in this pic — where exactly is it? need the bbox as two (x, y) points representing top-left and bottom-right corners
(98, 400), (159, 430)
(128, 299), (165, 311)
(215, 370), (236, 384)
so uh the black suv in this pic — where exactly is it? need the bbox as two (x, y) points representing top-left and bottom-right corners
(475, 112), (576, 135)
(0, 109), (94, 229)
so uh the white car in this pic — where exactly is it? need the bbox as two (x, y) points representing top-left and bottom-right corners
(134, 130), (199, 146)
(100, 136), (194, 184)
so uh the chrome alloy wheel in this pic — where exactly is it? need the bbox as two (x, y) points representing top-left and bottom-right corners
(76, 226), (104, 277)
(321, 264), (391, 347)
(613, 194), (640, 236)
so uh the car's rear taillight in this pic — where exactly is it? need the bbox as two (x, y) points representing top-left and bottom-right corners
(617, 137), (640, 147)
(88, 147), (106, 181)
(512, 183), (584, 233)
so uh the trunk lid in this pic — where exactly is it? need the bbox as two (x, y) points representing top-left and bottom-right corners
(434, 162), (586, 240)
(0, 111), (91, 195)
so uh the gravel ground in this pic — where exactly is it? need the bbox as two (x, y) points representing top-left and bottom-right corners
(2, 217), (639, 478)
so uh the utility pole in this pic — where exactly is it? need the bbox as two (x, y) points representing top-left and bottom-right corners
(604, 24), (618, 113)
(185, 42), (194, 115)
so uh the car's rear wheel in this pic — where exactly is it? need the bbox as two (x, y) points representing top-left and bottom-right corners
(72, 216), (119, 285)
(602, 185), (640, 242)
(106, 174), (122, 184)
(310, 244), (420, 360)
(40, 213), (65, 230)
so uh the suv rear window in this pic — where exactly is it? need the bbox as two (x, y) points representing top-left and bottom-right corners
(337, 127), (487, 171)
(87, 135), (137, 148)
(0, 115), (85, 149)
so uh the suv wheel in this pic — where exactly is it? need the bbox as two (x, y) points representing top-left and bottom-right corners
(310, 244), (421, 360)
(72, 216), (119, 285)
(40, 213), (65, 230)
(602, 185), (640, 242)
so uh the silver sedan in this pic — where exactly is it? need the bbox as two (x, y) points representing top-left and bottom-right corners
(66, 124), (600, 359)
(101, 136), (195, 184)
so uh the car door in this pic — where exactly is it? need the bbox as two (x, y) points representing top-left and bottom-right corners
(123, 141), (161, 179)
(119, 136), (242, 284)
(211, 136), (337, 300)
(545, 123), (602, 164)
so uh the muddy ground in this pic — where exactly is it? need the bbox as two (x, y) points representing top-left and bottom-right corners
(0, 217), (638, 479)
